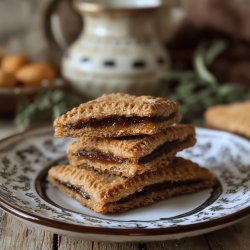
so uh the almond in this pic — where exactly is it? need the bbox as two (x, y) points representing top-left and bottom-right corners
(16, 63), (56, 85)
(1, 54), (28, 74)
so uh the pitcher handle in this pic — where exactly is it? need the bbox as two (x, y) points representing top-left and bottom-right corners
(43, 0), (82, 51)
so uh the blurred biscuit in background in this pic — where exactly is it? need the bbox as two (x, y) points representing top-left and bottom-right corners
(205, 101), (250, 139)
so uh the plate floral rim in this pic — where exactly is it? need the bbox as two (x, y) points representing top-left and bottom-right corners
(0, 126), (249, 236)
(0, 195), (249, 236)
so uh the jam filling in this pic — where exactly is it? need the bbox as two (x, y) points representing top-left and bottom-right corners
(75, 136), (191, 165)
(67, 113), (176, 130)
(55, 179), (90, 200)
(138, 136), (190, 164)
(115, 179), (201, 204)
(55, 178), (201, 204)
(75, 149), (128, 164)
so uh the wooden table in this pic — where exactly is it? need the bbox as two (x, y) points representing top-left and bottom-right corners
(0, 123), (250, 250)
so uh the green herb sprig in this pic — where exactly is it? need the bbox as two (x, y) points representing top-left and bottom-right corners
(15, 89), (82, 129)
(160, 40), (250, 124)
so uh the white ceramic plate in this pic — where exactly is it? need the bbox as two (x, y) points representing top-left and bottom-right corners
(0, 127), (249, 242)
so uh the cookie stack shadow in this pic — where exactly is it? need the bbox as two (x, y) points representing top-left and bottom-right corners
(49, 93), (214, 214)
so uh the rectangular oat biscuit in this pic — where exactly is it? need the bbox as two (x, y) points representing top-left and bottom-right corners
(205, 101), (250, 139)
(48, 157), (215, 214)
(54, 93), (180, 138)
(67, 125), (196, 177)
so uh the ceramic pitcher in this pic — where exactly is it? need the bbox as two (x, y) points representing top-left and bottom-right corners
(46, 0), (169, 97)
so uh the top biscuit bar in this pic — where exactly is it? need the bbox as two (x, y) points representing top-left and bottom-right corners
(54, 93), (180, 138)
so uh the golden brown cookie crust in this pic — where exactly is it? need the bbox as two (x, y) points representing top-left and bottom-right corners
(205, 101), (250, 138)
(49, 176), (213, 214)
(69, 125), (195, 160)
(67, 130), (196, 177)
(101, 179), (214, 213)
(54, 93), (180, 137)
(48, 157), (215, 209)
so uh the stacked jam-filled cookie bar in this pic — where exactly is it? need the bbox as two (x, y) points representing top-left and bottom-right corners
(49, 93), (214, 214)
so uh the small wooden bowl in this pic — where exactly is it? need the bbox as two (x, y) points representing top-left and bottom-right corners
(0, 78), (66, 117)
